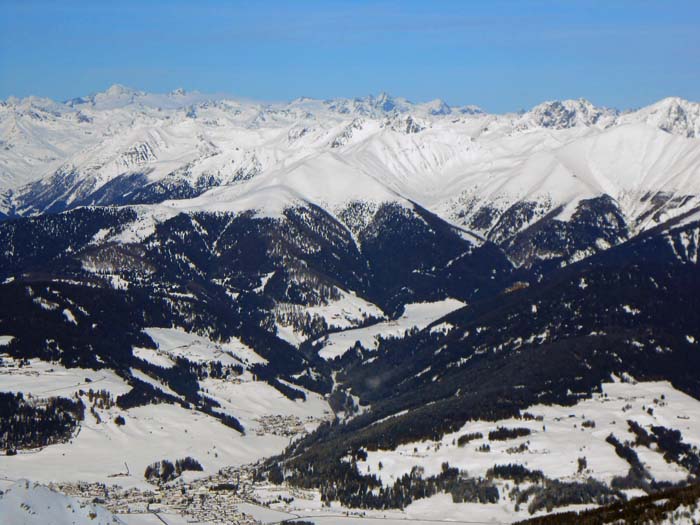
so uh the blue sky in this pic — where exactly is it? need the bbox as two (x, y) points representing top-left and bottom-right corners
(1, 0), (698, 112)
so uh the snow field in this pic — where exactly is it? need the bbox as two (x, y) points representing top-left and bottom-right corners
(1, 337), (331, 489)
(0, 480), (124, 525)
(274, 290), (386, 347)
(317, 298), (465, 359)
(144, 326), (268, 366)
(358, 379), (700, 486)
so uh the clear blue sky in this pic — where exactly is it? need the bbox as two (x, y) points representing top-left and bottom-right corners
(1, 0), (698, 112)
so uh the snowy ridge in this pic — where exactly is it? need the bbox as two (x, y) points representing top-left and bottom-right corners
(0, 350), (330, 487)
(622, 97), (700, 138)
(2, 87), (700, 250)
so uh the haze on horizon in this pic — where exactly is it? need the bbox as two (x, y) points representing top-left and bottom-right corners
(1, 0), (699, 113)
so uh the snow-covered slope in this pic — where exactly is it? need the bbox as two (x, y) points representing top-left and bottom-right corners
(0, 480), (123, 525)
(0, 347), (331, 488)
(315, 298), (465, 360)
(622, 97), (700, 138)
(2, 87), (700, 256)
(359, 378), (700, 487)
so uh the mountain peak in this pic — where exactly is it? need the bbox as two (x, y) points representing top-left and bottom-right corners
(652, 96), (693, 107)
(103, 84), (140, 97)
(519, 98), (618, 130)
(626, 96), (700, 138)
(61, 84), (144, 109)
(373, 91), (397, 112)
(424, 98), (452, 115)
(291, 96), (315, 104)
(458, 104), (484, 115)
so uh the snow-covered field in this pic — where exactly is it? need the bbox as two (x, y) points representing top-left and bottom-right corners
(275, 290), (386, 347)
(143, 326), (268, 366)
(358, 378), (699, 486)
(245, 480), (589, 524)
(199, 373), (330, 431)
(2, 344), (699, 522)
(117, 513), (198, 525)
(0, 355), (131, 398)
(0, 351), (331, 490)
(2, 398), (276, 489)
(232, 378), (700, 525)
(316, 298), (465, 359)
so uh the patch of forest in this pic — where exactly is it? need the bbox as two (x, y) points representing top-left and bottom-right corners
(0, 392), (84, 453)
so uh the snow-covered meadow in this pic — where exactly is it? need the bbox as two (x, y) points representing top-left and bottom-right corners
(0, 326), (332, 489)
(316, 298), (465, 360)
(359, 378), (699, 488)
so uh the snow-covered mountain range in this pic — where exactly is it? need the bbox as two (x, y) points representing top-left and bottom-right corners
(2, 86), (699, 265)
(2, 86), (700, 523)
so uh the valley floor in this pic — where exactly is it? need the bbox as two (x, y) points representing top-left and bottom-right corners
(5, 365), (699, 524)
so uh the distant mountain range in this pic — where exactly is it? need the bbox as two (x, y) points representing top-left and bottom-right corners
(3, 87), (700, 269)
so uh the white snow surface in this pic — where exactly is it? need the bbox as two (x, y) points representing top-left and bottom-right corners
(131, 346), (176, 368)
(0, 480), (123, 525)
(3, 88), (700, 242)
(299, 290), (385, 329)
(0, 398), (321, 490)
(275, 289), (385, 347)
(317, 298), (465, 359)
(0, 355), (131, 397)
(143, 326), (267, 366)
(0, 349), (330, 489)
(358, 379), (700, 487)
(238, 379), (700, 524)
(246, 481), (592, 525)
